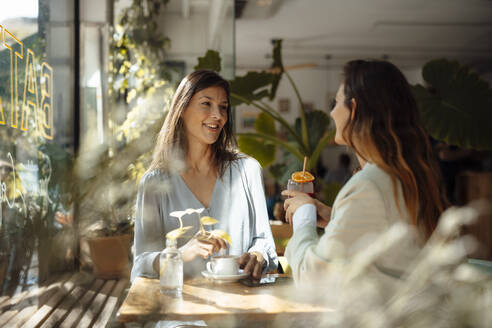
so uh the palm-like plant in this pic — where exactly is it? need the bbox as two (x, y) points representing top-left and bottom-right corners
(195, 40), (334, 183)
(412, 59), (492, 151)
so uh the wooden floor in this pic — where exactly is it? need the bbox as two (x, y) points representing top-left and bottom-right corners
(0, 272), (128, 328)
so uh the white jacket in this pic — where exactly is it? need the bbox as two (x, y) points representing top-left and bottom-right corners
(285, 163), (422, 296)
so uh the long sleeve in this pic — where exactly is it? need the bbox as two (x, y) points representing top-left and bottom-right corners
(131, 171), (166, 282)
(285, 177), (388, 284)
(243, 159), (279, 273)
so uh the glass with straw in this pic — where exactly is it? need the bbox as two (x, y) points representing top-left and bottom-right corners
(287, 157), (315, 196)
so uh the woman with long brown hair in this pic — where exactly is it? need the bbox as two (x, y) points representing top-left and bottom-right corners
(282, 60), (448, 286)
(132, 70), (277, 283)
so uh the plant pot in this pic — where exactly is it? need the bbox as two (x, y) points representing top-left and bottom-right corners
(87, 234), (132, 279)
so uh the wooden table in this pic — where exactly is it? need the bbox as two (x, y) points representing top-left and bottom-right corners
(116, 274), (334, 327)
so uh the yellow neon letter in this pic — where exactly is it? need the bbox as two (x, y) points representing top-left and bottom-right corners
(3, 28), (23, 128)
(21, 49), (39, 132)
(40, 63), (53, 139)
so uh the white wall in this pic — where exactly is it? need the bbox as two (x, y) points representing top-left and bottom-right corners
(160, 3), (235, 79)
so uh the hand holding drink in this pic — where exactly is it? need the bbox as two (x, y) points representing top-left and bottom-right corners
(283, 157), (316, 224)
(287, 156), (314, 196)
(287, 171), (315, 196)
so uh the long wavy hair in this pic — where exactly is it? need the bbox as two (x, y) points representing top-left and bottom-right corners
(341, 60), (449, 240)
(148, 70), (239, 177)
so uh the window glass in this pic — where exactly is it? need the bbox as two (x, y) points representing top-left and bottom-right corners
(0, 0), (75, 295)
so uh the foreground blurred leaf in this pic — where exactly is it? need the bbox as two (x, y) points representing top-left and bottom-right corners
(166, 226), (193, 241)
(200, 216), (219, 226)
(170, 207), (204, 218)
(209, 229), (232, 246)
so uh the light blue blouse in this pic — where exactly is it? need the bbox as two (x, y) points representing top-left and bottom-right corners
(131, 155), (278, 282)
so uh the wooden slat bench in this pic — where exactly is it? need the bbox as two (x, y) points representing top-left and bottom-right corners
(0, 272), (128, 328)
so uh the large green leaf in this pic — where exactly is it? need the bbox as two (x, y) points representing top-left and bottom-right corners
(413, 59), (492, 150)
(236, 113), (278, 168)
(270, 39), (284, 100)
(254, 112), (276, 136)
(237, 135), (276, 167)
(239, 132), (304, 160)
(194, 50), (221, 72)
(295, 110), (331, 152)
(230, 72), (274, 107)
(308, 130), (336, 170)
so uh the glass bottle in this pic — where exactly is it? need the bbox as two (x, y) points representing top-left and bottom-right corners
(159, 238), (183, 296)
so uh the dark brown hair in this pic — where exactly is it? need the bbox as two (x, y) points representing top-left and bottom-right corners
(341, 60), (449, 240)
(148, 70), (239, 177)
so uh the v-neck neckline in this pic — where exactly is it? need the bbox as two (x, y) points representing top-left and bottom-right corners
(178, 174), (220, 210)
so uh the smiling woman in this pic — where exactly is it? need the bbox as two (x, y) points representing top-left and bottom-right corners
(132, 70), (278, 290)
(181, 86), (228, 150)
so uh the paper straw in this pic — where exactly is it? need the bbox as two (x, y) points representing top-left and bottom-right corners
(303, 157), (307, 177)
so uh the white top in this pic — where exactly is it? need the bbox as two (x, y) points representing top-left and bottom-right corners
(286, 163), (422, 291)
(131, 156), (278, 282)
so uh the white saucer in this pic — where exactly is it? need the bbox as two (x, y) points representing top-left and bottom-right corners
(201, 269), (248, 282)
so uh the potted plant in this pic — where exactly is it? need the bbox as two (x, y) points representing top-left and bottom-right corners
(73, 111), (166, 279)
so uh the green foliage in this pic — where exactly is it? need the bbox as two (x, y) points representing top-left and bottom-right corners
(295, 110), (332, 153)
(269, 39), (284, 100)
(194, 50), (222, 72)
(196, 40), (334, 183)
(75, 116), (165, 237)
(255, 111), (277, 136)
(238, 136), (275, 168)
(237, 112), (277, 167)
(86, 0), (178, 237)
(229, 72), (275, 107)
(412, 59), (492, 150)
(269, 155), (302, 185)
(194, 41), (284, 106)
(110, 0), (172, 105)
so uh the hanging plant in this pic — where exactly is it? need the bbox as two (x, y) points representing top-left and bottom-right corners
(110, 0), (172, 104)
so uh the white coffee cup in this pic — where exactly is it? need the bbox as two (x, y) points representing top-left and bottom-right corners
(206, 255), (239, 275)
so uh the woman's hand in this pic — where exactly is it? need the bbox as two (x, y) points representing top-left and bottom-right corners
(180, 233), (227, 263)
(281, 190), (316, 225)
(238, 252), (264, 281)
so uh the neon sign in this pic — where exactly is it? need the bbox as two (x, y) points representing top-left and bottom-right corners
(0, 25), (53, 139)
